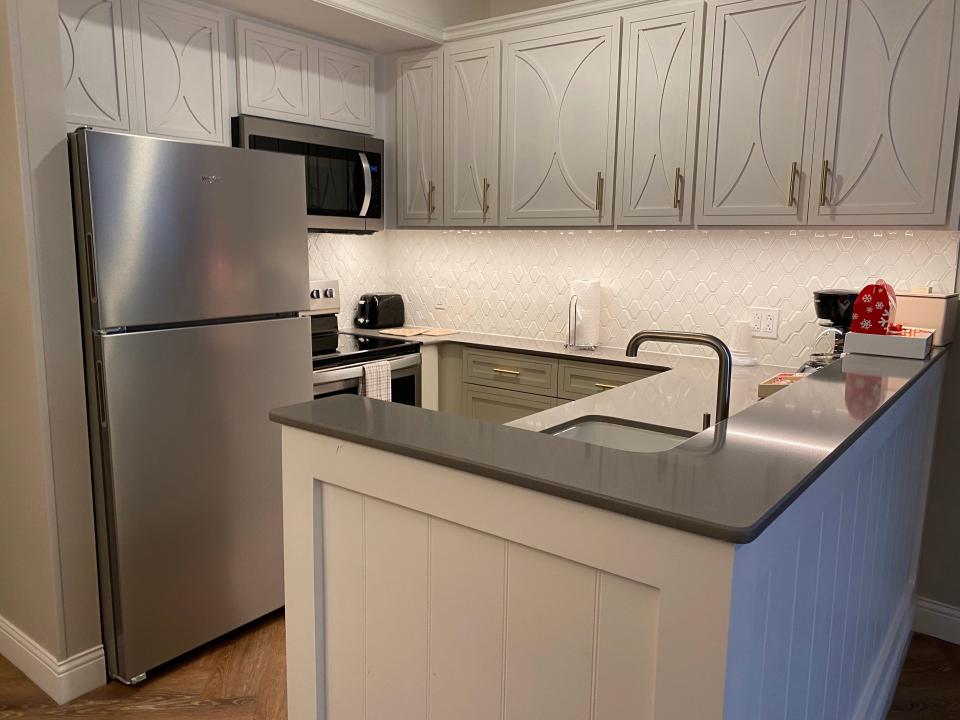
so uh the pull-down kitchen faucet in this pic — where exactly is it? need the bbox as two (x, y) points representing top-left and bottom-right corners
(626, 331), (733, 427)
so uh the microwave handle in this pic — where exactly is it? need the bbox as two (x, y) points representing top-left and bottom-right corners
(359, 152), (372, 218)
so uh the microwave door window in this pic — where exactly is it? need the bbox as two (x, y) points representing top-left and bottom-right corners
(305, 146), (363, 217)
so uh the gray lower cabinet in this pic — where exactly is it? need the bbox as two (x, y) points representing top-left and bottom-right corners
(451, 346), (660, 424)
(558, 360), (658, 400)
(462, 383), (559, 424)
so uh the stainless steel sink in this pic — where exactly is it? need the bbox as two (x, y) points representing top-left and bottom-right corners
(542, 415), (696, 453)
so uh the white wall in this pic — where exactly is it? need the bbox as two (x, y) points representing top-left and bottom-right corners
(0, 0), (104, 703)
(311, 228), (960, 367)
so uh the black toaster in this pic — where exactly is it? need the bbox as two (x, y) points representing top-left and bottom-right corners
(355, 293), (405, 329)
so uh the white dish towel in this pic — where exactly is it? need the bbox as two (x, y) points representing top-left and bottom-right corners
(359, 361), (392, 401)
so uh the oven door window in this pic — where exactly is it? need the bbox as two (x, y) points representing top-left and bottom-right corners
(248, 135), (363, 218)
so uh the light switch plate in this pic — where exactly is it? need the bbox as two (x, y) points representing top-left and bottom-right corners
(434, 286), (448, 309)
(749, 307), (780, 339)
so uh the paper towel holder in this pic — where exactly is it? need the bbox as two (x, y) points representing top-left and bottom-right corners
(566, 294), (598, 350)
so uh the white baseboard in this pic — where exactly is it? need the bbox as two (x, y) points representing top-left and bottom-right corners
(0, 612), (105, 705)
(915, 596), (960, 646)
(853, 590), (915, 720)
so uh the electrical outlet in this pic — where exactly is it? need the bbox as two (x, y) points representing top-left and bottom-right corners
(434, 285), (448, 310)
(749, 307), (780, 339)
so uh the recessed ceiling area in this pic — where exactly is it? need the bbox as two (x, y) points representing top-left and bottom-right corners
(204, 0), (570, 52)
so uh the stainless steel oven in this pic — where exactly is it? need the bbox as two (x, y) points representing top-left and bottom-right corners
(233, 115), (383, 233)
(312, 354), (421, 406)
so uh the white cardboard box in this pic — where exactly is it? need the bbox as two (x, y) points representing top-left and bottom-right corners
(845, 327), (934, 360)
(896, 292), (957, 346)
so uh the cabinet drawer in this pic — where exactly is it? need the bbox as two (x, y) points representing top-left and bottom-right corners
(558, 360), (657, 400)
(462, 348), (558, 396)
(462, 384), (558, 424)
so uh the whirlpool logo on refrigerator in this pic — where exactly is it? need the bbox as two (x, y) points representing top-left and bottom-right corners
(201, 175), (222, 184)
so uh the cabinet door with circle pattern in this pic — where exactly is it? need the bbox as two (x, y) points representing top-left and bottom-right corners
(616, 2), (705, 225)
(318, 42), (374, 134)
(135, 0), (229, 144)
(500, 15), (621, 226)
(810, 0), (960, 225)
(236, 19), (314, 123)
(697, 0), (822, 224)
(60, 0), (132, 131)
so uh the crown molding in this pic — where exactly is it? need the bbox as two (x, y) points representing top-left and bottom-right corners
(312, 0), (443, 45)
(443, 0), (668, 41)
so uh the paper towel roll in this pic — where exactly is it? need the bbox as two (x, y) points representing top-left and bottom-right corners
(569, 279), (601, 348)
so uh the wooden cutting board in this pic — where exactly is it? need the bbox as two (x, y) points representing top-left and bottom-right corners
(379, 327), (427, 337)
(378, 327), (459, 337)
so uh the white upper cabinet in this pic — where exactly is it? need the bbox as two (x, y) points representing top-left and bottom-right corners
(500, 16), (621, 226)
(133, 0), (229, 144)
(397, 49), (444, 226)
(697, 0), (822, 224)
(60, 0), (132, 131)
(236, 20), (375, 134)
(444, 38), (501, 226)
(810, 0), (960, 225)
(236, 20), (314, 123)
(616, 2), (705, 226)
(318, 42), (375, 133)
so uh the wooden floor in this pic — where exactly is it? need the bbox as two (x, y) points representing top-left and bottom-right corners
(0, 612), (285, 719)
(2, 615), (960, 718)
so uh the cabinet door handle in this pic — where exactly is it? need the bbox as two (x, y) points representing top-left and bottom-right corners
(788, 161), (798, 207)
(673, 167), (683, 210)
(493, 367), (521, 376)
(819, 160), (830, 207)
(482, 177), (490, 219)
(428, 181), (436, 219)
(595, 382), (617, 390)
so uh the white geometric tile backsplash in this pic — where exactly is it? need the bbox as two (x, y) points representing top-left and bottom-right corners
(309, 228), (960, 367)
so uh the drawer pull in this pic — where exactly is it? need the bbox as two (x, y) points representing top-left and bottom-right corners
(493, 367), (521, 376)
(595, 382), (617, 390)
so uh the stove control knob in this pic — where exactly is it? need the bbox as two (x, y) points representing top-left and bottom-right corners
(323, 288), (336, 299)
(309, 289), (322, 300)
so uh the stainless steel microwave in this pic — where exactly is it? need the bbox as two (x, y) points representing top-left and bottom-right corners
(233, 115), (383, 233)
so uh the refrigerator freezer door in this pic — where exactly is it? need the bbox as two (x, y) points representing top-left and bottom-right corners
(94, 317), (311, 679)
(75, 130), (309, 329)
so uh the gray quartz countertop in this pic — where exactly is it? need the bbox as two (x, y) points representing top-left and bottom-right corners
(272, 330), (947, 543)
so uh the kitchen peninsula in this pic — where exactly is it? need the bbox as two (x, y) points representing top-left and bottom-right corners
(271, 340), (946, 719)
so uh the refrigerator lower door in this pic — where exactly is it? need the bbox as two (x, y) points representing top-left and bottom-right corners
(93, 317), (311, 681)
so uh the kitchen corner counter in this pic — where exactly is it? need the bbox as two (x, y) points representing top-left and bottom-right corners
(271, 338), (947, 543)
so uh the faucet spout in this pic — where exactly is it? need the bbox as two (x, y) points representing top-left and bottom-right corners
(626, 331), (733, 425)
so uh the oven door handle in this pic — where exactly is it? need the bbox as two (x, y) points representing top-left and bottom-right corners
(313, 353), (420, 384)
(359, 152), (372, 218)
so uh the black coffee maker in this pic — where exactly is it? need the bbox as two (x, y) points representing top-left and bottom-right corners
(813, 289), (859, 356)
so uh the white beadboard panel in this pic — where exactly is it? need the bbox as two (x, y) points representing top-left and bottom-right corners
(723, 359), (945, 720)
(362, 497), (429, 720)
(322, 488), (664, 720)
(321, 484), (365, 720)
(594, 572), (659, 720)
(428, 520), (505, 720)
(382, 228), (960, 366)
(503, 544), (597, 720)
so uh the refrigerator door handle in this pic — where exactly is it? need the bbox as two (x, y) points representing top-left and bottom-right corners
(95, 360), (107, 426)
(359, 152), (372, 218)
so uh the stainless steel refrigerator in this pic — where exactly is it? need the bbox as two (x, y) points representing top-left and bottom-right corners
(69, 129), (313, 683)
